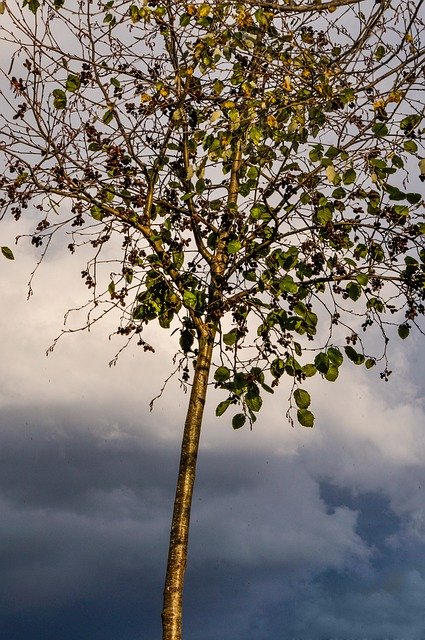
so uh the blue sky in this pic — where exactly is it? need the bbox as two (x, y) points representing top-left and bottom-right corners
(1, 234), (425, 640)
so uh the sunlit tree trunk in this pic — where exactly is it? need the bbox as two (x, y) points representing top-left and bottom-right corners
(161, 326), (215, 640)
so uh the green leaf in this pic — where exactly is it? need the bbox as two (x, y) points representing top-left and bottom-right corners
(317, 207), (332, 226)
(324, 364), (339, 382)
(245, 387), (262, 413)
(110, 77), (121, 88)
(325, 145), (339, 160)
(392, 155), (404, 169)
(223, 329), (238, 346)
(261, 382), (274, 394)
(247, 166), (259, 180)
(195, 179), (205, 194)
(327, 347), (343, 367)
(52, 88), (67, 109)
(343, 168), (356, 185)
(102, 109), (114, 125)
(400, 114), (421, 132)
(344, 345), (365, 365)
(385, 184), (405, 201)
(271, 358), (285, 378)
(250, 204), (270, 221)
(249, 125), (263, 145)
(393, 205), (409, 218)
(180, 12), (191, 26)
(406, 192), (421, 205)
(23, 0), (40, 13)
(216, 398), (231, 417)
(302, 364), (317, 378)
(232, 413), (246, 430)
(297, 408), (315, 428)
(403, 140), (418, 153)
(227, 239), (242, 254)
(179, 328), (194, 352)
(159, 309), (174, 329)
(398, 324), (410, 339)
(214, 366), (231, 382)
(346, 282), (361, 301)
(102, 188), (115, 203)
(279, 275), (298, 294)
(372, 123), (388, 137)
(294, 388), (311, 409)
(1, 246), (14, 260)
(374, 44), (386, 61)
(181, 192), (195, 202)
(309, 145), (323, 163)
(365, 358), (376, 369)
(314, 352), (329, 374)
(172, 251), (184, 270)
(332, 187), (346, 199)
(355, 273), (369, 286)
(65, 74), (81, 92)
(90, 205), (104, 221)
(213, 79), (224, 95)
(183, 290), (197, 309)
(129, 4), (140, 22)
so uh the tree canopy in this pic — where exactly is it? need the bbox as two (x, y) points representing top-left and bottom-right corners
(0, 0), (424, 638)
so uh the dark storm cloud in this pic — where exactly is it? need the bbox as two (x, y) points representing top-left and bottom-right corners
(0, 405), (367, 639)
(1, 393), (425, 640)
(0, 406), (177, 513)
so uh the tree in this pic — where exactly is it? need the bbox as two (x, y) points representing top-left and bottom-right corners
(0, 0), (424, 638)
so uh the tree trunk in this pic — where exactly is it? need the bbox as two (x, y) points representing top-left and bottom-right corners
(161, 325), (215, 640)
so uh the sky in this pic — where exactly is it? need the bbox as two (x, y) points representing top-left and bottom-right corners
(1, 208), (425, 640)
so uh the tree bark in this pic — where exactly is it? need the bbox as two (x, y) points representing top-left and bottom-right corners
(161, 324), (215, 640)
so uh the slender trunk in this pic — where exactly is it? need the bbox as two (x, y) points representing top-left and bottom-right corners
(161, 325), (215, 640)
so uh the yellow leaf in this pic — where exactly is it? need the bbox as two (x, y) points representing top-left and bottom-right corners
(387, 90), (403, 104)
(266, 114), (278, 128)
(373, 99), (385, 110)
(186, 4), (197, 15)
(326, 165), (336, 183)
(283, 75), (292, 92)
(210, 110), (222, 122)
(198, 3), (210, 17)
(172, 108), (184, 122)
(140, 93), (151, 103)
(236, 6), (252, 26)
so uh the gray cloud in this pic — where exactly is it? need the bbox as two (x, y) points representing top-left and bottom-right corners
(1, 401), (425, 639)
